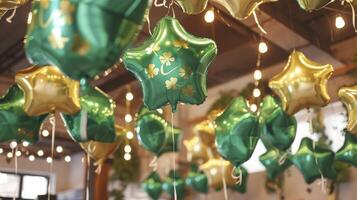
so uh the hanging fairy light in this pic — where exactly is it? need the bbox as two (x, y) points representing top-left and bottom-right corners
(258, 41), (268, 54)
(22, 141), (29, 147)
(254, 69), (262, 81)
(37, 150), (44, 157)
(253, 88), (261, 98)
(250, 104), (258, 112)
(124, 153), (131, 161)
(204, 9), (215, 23)
(7, 152), (13, 158)
(29, 155), (35, 162)
(10, 141), (17, 149)
(126, 131), (134, 140)
(64, 155), (71, 163)
(125, 114), (133, 123)
(0, 148), (3, 154)
(56, 146), (63, 153)
(335, 16), (345, 29)
(46, 157), (53, 164)
(126, 92), (134, 101)
(42, 129), (50, 137)
(124, 145), (132, 153)
(16, 151), (22, 157)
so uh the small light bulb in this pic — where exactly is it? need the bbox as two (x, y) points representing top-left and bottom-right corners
(126, 131), (134, 140)
(29, 155), (35, 161)
(10, 141), (17, 149)
(37, 150), (44, 157)
(0, 148), (3, 154)
(335, 16), (345, 29)
(65, 155), (71, 163)
(22, 141), (30, 147)
(258, 42), (268, 54)
(16, 151), (21, 157)
(253, 69), (262, 80)
(210, 168), (217, 175)
(126, 92), (134, 101)
(253, 88), (261, 98)
(125, 114), (133, 123)
(250, 104), (258, 112)
(7, 152), (13, 158)
(124, 153), (131, 161)
(124, 145), (132, 153)
(42, 130), (50, 137)
(56, 146), (63, 153)
(204, 10), (215, 23)
(46, 157), (53, 164)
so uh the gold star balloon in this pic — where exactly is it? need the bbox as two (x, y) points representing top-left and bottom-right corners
(211, 0), (278, 20)
(15, 66), (80, 116)
(184, 136), (210, 163)
(175, 0), (209, 15)
(296, 0), (332, 12)
(199, 158), (235, 189)
(269, 51), (333, 115)
(0, 0), (28, 20)
(339, 86), (357, 134)
(194, 109), (222, 146)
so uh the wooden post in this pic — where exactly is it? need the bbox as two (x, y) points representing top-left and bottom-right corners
(95, 163), (110, 200)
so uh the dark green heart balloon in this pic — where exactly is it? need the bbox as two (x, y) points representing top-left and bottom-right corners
(215, 97), (260, 166)
(61, 82), (116, 143)
(25, 0), (149, 80)
(123, 16), (217, 112)
(259, 147), (292, 180)
(162, 170), (186, 200)
(185, 165), (209, 194)
(136, 107), (181, 156)
(142, 172), (163, 200)
(0, 85), (47, 143)
(260, 95), (297, 151)
(231, 166), (248, 194)
(296, 0), (332, 11)
(290, 137), (337, 184)
(336, 132), (357, 167)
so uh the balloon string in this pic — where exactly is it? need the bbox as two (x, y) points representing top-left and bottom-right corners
(278, 149), (291, 165)
(6, 8), (16, 23)
(220, 159), (228, 200)
(86, 155), (90, 200)
(149, 156), (158, 171)
(146, 14), (152, 36)
(48, 115), (56, 200)
(13, 147), (18, 200)
(231, 167), (242, 185)
(171, 112), (177, 200)
(154, 0), (167, 7)
(95, 165), (102, 175)
(253, 11), (267, 35)
(347, 1), (357, 32)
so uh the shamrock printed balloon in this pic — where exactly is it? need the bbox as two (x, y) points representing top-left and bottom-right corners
(25, 0), (149, 80)
(231, 166), (248, 194)
(269, 51), (333, 115)
(162, 170), (186, 200)
(142, 172), (163, 200)
(0, 85), (47, 143)
(336, 132), (357, 167)
(62, 82), (116, 143)
(259, 95), (297, 150)
(215, 97), (260, 166)
(15, 65), (80, 116)
(290, 138), (336, 184)
(259, 147), (292, 180)
(136, 107), (181, 156)
(296, 0), (332, 11)
(185, 165), (209, 193)
(123, 16), (217, 112)
(338, 85), (357, 134)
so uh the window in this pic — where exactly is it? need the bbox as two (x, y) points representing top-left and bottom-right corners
(0, 171), (49, 200)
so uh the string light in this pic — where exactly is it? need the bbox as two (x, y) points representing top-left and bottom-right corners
(250, 104), (258, 112)
(7, 152), (13, 158)
(0, 148), (3, 154)
(22, 141), (30, 147)
(126, 92), (134, 101)
(64, 155), (71, 163)
(29, 155), (35, 162)
(253, 88), (261, 98)
(210, 168), (217, 176)
(258, 41), (268, 54)
(37, 150), (44, 157)
(335, 16), (345, 29)
(124, 145), (132, 153)
(126, 131), (134, 140)
(42, 130), (50, 137)
(254, 69), (262, 80)
(56, 146), (63, 153)
(16, 151), (22, 157)
(204, 10), (215, 23)
(46, 157), (53, 164)
(10, 141), (17, 149)
(124, 153), (131, 161)
(125, 114), (133, 123)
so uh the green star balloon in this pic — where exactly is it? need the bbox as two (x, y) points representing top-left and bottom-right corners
(336, 132), (357, 167)
(185, 164), (209, 194)
(231, 166), (248, 194)
(259, 147), (292, 180)
(259, 95), (297, 151)
(296, 0), (332, 11)
(61, 81), (116, 143)
(0, 85), (47, 143)
(215, 97), (260, 166)
(162, 170), (186, 200)
(290, 137), (337, 184)
(136, 106), (181, 156)
(25, 0), (149, 80)
(123, 16), (217, 112)
(142, 172), (163, 200)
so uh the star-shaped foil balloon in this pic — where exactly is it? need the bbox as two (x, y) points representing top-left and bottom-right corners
(15, 66), (80, 116)
(123, 17), (217, 112)
(199, 158), (236, 189)
(290, 138), (336, 184)
(185, 165), (209, 193)
(175, 0), (209, 15)
(269, 51), (334, 115)
(339, 86), (357, 134)
(211, 0), (278, 20)
(142, 172), (163, 200)
(296, 0), (332, 11)
(184, 136), (210, 163)
(215, 97), (260, 166)
(336, 132), (357, 167)
(0, 85), (47, 143)
(259, 147), (292, 180)
(162, 170), (186, 200)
